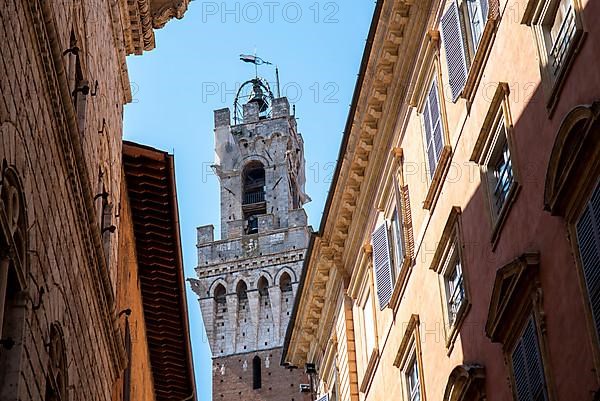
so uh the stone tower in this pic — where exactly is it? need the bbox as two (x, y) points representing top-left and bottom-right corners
(190, 78), (312, 401)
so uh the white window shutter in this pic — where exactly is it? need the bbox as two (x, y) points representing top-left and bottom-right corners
(511, 318), (548, 401)
(576, 183), (600, 337)
(371, 222), (394, 310)
(441, 0), (469, 102)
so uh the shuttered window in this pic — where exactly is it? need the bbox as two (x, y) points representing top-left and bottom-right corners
(372, 222), (394, 310)
(576, 181), (600, 339)
(511, 317), (548, 401)
(423, 80), (444, 177)
(441, 1), (469, 102)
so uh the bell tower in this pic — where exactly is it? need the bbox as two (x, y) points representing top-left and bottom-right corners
(190, 76), (312, 401)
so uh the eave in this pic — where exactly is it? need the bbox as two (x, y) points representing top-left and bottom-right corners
(283, 0), (434, 367)
(123, 141), (196, 401)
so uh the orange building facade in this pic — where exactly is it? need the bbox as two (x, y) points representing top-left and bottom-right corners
(283, 1), (600, 401)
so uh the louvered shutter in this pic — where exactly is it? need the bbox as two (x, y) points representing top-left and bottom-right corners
(512, 318), (548, 401)
(576, 182), (600, 338)
(441, 1), (469, 102)
(372, 222), (394, 310)
(480, 0), (489, 20)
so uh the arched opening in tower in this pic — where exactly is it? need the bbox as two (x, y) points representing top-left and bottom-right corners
(279, 272), (293, 331)
(242, 161), (266, 234)
(252, 355), (262, 389)
(236, 280), (250, 353)
(257, 276), (274, 348)
(213, 284), (227, 354)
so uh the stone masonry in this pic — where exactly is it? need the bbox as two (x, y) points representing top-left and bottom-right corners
(190, 94), (312, 401)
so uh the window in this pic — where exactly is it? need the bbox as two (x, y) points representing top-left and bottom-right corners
(45, 323), (68, 401)
(394, 315), (426, 401)
(471, 83), (520, 245)
(407, 355), (422, 401)
(510, 317), (549, 401)
(363, 292), (376, 359)
(390, 207), (405, 274)
(441, 0), (493, 102)
(466, 0), (487, 51)
(252, 356), (262, 389)
(423, 79), (444, 177)
(430, 207), (470, 349)
(576, 180), (600, 340)
(242, 161), (267, 234)
(523, 0), (584, 107)
(488, 121), (514, 216)
(0, 167), (27, 400)
(485, 253), (551, 401)
(445, 251), (465, 327)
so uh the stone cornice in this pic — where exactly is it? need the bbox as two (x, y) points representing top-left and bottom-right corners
(285, 0), (434, 366)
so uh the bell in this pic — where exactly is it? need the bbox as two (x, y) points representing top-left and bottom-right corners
(248, 81), (269, 113)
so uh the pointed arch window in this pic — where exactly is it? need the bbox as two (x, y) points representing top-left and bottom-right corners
(252, 355), (262, 389)
(45, 323), (68, 401)
(0, 165), (28, 400)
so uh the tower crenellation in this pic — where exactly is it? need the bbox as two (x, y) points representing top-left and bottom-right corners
(190, 75), (312, 401)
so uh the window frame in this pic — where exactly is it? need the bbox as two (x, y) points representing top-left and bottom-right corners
(356, 269), (380, 394)
(471, 83), (521, 248)
(522, 0), (585, 111)
(417, 66), (452, 212)
(485, 252), (557, 401)
(441, 0), (499, 103)
(430, 207), (471, 352)
(508, 315), (550, 401)
(394, 315), (427, 401)
(572, 178), (600, 371)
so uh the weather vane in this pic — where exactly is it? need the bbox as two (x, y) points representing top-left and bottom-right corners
(239, 53), (281, 98)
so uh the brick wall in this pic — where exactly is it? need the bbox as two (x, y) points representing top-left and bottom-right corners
(213, 348), (311, 401)
(0, 0), (188, 400)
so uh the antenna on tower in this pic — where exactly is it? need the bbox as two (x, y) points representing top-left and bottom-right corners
(275, 67), (281, 98)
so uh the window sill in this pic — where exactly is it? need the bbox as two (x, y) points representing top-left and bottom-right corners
(423, 146), (452, 211)
(490, 181), (521, 250)
(462, 16), (499, 104)
(359, 348), (380, 394)
(445, 300), (472, 355)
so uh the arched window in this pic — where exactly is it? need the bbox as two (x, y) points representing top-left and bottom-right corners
(236, 281), (248, 301)
(213, 283), (227, 355)
(252, 355), (262, 389)
(45, 323), (68, 401)
(258, 277), (269, 297)
(242, 162), (266, 234)
(0, 166), (28, 400)
(214, 284), (226, 305)
(280, 272), (293, 293)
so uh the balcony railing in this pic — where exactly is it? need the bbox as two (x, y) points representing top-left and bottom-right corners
(243, 190), (265, 205)
(550, 4), (576, 75)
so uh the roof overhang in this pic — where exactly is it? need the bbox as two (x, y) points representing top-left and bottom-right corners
(123, 141), (196, 401)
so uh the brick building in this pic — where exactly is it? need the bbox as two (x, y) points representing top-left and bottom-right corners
(0, 1), (195, 400)
(283, 1), (600, 401)
(190, 78), (312, 401)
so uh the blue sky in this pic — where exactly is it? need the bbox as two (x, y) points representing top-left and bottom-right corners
(123, 1), (375, 399)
